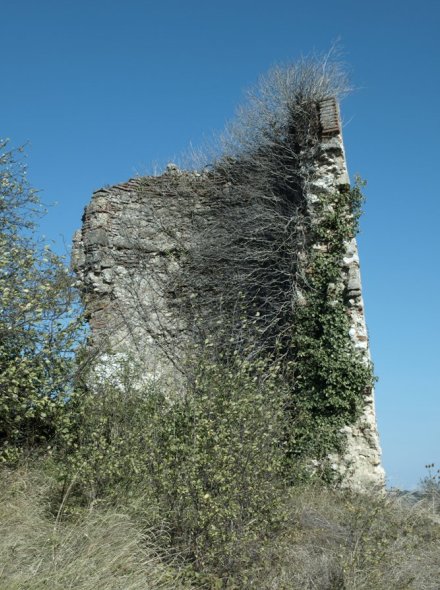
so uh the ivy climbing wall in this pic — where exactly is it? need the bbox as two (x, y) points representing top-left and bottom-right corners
(307, 98), (384, 487)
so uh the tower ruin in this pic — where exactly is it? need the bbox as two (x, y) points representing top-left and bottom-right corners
(72, 96), (384, 489)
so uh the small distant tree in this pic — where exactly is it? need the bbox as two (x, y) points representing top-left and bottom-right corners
(419, 463), (440, 514)
(0, 139), (85, 461)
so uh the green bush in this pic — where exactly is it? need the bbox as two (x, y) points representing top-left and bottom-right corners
(0, 139), (85, 462)
(418, 463), (440, 515)
(56, 352), (288, 581)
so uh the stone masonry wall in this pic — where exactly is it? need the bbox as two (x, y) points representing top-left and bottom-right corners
(72, 99), (385, 488)
(72, 171), (212, 384)
(308, 99), (385, 488)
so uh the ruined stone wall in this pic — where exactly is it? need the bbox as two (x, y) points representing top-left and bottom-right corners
(72, 98), (384, 488)
(307, 99), (385, 488)
(72, 170), (210, 383)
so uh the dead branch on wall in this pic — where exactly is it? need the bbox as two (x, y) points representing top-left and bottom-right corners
(166, 58), (347, 358)
(98, 55), (350, 371)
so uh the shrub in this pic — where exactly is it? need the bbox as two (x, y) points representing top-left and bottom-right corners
(418, 463), (440, 515)
(56, 352), (289, 582)
(0, 139), (85, 462)
(5, 463), (440, 590)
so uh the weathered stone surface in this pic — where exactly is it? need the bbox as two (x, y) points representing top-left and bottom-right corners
(306, 108), (385, 489)
(73, 99), (385, 489)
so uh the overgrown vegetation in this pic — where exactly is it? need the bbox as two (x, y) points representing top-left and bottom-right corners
(285, 181), (374, 466)
(0, 139), (85, 463)
(0, 467), (191, 590)
(54, 353), (288, 582)
(132, 57), (372, 465)
(1, 58), (439, 589)
(2, 465), (440, 589)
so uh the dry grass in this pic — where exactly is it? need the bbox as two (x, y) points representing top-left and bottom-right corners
(249, 486), (440, 590)
(0, 467), (192, 590)
(2, 467), (440, 589)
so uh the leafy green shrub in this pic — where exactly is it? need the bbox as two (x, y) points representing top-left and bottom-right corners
(6, 463), (439, 590)
(56, 352), (288, 581)
(0, 140), (85, 462)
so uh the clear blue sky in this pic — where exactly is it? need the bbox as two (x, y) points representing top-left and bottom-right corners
(2, 0), (439, 489)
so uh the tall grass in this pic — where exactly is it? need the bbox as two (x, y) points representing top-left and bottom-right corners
(2, 466), (440, 589)
(0, 467), (192, 590)
(248, 486), (440, 589)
